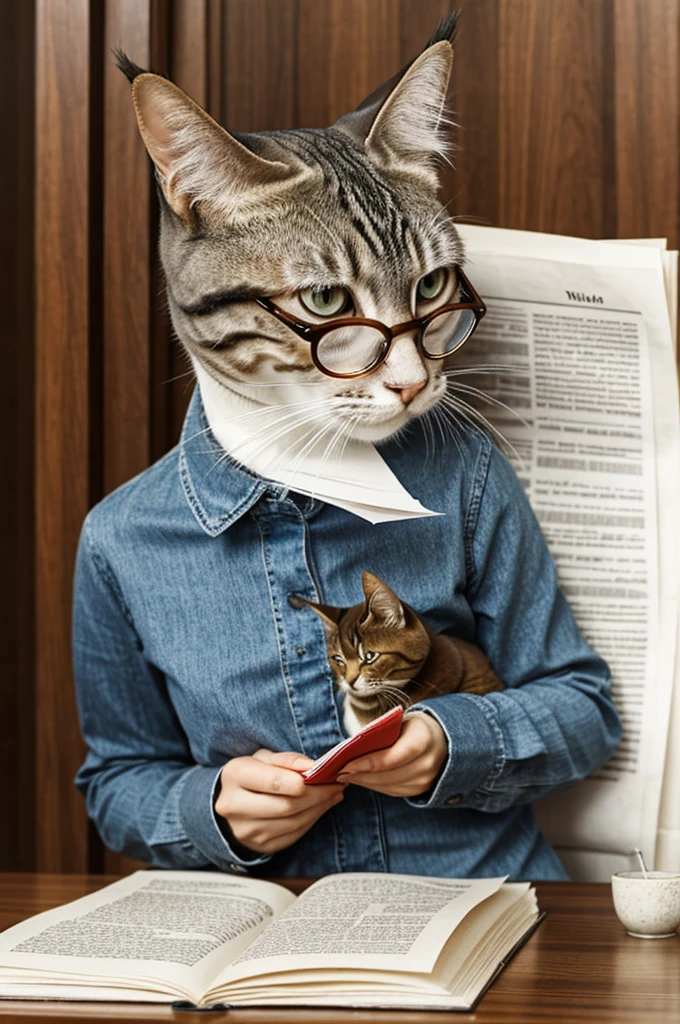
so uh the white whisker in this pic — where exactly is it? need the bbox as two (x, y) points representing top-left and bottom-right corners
(439, 394), (526, 469)
(445, 380), (532, 432)
(204, 407), (325, 478)
(444, 364), (527, 376)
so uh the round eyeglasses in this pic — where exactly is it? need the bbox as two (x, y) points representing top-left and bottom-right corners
(255, 266), (487, 379)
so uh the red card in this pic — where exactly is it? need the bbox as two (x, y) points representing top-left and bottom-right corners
(301, 706), (404, 785)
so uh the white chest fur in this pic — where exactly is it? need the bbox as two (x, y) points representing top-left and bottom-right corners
(342, 700), (364, 737)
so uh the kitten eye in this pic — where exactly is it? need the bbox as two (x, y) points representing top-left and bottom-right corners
(416, 268), (447, 303)
(332, 654), (346, 668)
(362, 651), (380, 665)
(300, 285), (349, 318)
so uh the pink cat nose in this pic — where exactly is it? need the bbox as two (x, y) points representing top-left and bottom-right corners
(385, 380), (427, 405)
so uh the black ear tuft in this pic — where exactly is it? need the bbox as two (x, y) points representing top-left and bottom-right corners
(112, 48), (149, 83)
(426, 9), (459, 48)
(333, 7), (458, 146)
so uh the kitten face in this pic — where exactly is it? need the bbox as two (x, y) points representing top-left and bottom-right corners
(294, 572), (430, 707)
(121, 20), (463, 444)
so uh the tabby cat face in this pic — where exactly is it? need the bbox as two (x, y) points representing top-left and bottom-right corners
(296, 572), (430, 705)
(119, 15), (462, 443)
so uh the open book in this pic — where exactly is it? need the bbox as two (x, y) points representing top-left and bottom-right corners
(0, 870), (541, 1011)
(454, 226), (680, 879)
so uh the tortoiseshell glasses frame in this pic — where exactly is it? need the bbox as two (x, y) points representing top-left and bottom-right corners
(254, 266), (487, 379)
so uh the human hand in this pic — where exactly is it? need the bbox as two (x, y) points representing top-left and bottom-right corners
(215, 750), (346, 855)
(336, 712), (448, 797)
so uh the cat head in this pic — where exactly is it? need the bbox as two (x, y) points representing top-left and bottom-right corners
(117, 12), (463, 443)
(291, 571), (430, 702)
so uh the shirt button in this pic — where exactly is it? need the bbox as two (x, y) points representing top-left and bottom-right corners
(229, 863), (247, 874)
(445, 794), (462, 806)
(296, 646), (307, 656)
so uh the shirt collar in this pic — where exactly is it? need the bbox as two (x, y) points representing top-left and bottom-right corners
(179, 386), (268, 536)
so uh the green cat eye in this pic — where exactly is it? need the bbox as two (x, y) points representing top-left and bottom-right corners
(362, 651), (379, 665)
(417, 268), (447, 302)
(333, 654), (346, 668)
(300, 285), (349, 318)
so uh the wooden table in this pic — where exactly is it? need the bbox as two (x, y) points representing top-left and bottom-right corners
(0, 874), (678, 1023)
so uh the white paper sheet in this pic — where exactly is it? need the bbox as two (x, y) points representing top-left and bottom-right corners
(193, 360), (442, 524)
(454, 225), (680, 879)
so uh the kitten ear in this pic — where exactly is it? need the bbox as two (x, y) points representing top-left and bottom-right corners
(361, 572), (406, 630)
(333, 13), (457, 187)
(115, 54), (297, 222)
(289, 595), (341, 639)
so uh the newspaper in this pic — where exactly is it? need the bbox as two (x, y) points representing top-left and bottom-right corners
(454, 226), (680, 880)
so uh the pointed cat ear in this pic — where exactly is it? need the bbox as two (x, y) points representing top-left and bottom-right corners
(361, 572), (406, 630)
(289, 595), (342, 639)
(363, 42), (453, 186)
(116, 55), (298, 222)
(334, 13), (457, 188)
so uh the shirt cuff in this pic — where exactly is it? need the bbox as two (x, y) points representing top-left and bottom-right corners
(404, 694), (505, 809)
(179, 765), (272, 873)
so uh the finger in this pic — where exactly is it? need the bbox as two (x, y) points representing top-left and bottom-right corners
(338, 759), (425, 788)
(231, 791), (344, 853)
(336, 768), (434, 797)
(338, 716), (431, 775)
(229, 758), (312, 798)
(265, 790), (343, 837)
(253, 749), (314, 771)
(221, 777), (345, 819)
(339, 734), (423, 776)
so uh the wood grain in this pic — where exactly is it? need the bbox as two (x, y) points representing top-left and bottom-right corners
(0, 878), (678, 1023)
(0, 0), (36, 870)
(614, 0), (680, 248)
(34, 0), (92, 873)
(223, 0), (297, 131)
(497, 0), (609, 236)
(296, 0), (400, 128)
(103, 0), (154, 495)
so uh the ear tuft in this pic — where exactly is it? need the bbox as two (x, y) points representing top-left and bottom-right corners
(426, 9), (459, 48)
(365, 41), (454, 186)
(113, 49), (150, 84)
(333, 7), (458, 175)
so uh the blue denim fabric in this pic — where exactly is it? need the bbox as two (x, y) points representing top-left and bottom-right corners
(73, 387), (621, 881)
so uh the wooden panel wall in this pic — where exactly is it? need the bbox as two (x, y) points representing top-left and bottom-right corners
(1, 0), (678, 872)
(0, 0), (35, 872)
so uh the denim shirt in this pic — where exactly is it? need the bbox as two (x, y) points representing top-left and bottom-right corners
(73, 387), (621, 881)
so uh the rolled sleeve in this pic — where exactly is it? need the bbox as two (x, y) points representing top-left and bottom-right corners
(73, 516), (270, 874)
(405, 696), (503, 808)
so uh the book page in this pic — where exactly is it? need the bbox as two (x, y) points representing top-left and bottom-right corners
(208, 886), (537, 1011)
(0, 871), (295, 1003)
(453, 226), (680, 879)
(208, 873), (505, 992)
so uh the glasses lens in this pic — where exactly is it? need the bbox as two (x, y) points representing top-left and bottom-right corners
(316, 325), (388, 376)
(422, 307), (477, 357)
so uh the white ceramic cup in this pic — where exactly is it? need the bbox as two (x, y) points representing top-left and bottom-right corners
(611, 871), (680, 938)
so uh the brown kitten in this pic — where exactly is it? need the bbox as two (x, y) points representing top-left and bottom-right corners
(290, 571), (505, 736)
